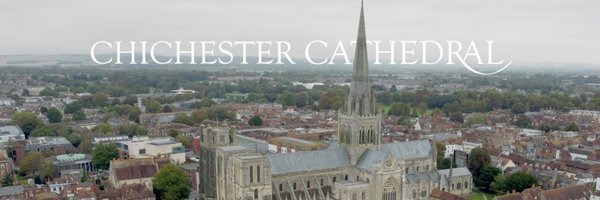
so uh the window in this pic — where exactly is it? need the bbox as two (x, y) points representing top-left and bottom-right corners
(457, 183), (462, 190)
(293, 182), (297, 190)
(250, 166), (253, 183)
(333, 177), (336, 183)
(344, 175), (348, 181)
(361, 191), (365, 200)
(405, 168), (408, 173)
(279, 184), (282, 192)
(320, 179), (323, 186)
(352, 193), (357, 200)
(464, 182), (468, 189)
(421, 191), (427, 197)
(307, 181), (310, 188)
(257, 165), (261, 182)
(416, 166), (419, 172)
(254, 189), (258, 199)
(219, 135), (225, 143)
(138, 149), (146, 154)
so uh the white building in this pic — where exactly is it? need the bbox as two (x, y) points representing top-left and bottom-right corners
(0, 126), (25, 148)
(444, 144), (463, 158)
(116, 136), (186, 164)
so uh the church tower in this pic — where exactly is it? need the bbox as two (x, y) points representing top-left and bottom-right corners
(339, 1), (382, 165)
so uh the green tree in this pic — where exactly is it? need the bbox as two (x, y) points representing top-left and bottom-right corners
(248, 116), (263, 126)
(168, 129), (180, 138)
(152, 164), (190, 200)
(564, 122), (580, 132)
(145, 100), (163, 113)
(491, 172), (538, 193)
(476, 166), (502, 191)
(172, 113), (194, 126)
(92, 143), (119, 170)
(449, 112), (464, 123)
(468, 147), (491, 178)
(10, 112), (43, 138)
(64, 102), (82, 114)
(511, 103), (527, 114)
(40, 106), (49, 114)
(46, 107), (63, 123)
(206, 107), (235, 121)
(513, 114), (531, 128)
(73, 110), (86, 121)
(277, 91), (296, 106)
(31, 123), (73, 137)
(388, 102), (411, 116)
(2, 172), (13, 186)
(78, 136), (93, 154)
(20, 152), (54, 177)
(467, 113), (487, 126)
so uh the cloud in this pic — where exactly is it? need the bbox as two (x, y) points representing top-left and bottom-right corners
(0, 0), (599, 64)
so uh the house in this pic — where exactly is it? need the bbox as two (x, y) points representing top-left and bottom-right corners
(0, 126), (25, 148)
(108, 158), (160, 189)
(98, 183), (155, 200)
(115, 136), (186, 164)
(495, 185), (591, 200)
(0, 185), (24, 199)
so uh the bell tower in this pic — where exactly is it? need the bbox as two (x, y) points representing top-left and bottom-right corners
(338, 1), (382, 165)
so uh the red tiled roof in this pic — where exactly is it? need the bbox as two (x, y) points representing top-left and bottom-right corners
(115, 164), (158, 180)
(430, 188), (467, 200)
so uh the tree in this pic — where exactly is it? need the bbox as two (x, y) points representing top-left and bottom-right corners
(511, 103), (527, 114)
(564, 122), (580, 132)
(172, 113), (193, 126)
(20, 152), (52, 177)
(10, 112), (43, 138)
(21, 88), (30, 96)
(145, 100), (163, 113)
(491, 172), (538, 193)
(276, 91), (296, 106)
(40, 106), (49, 114)
(2, 172), (13, 186)
(78, 136), (93, 154)
(31, 123), (73, 137)
(468, 147), (491, 178)
(388, 102), (411, 116)
(513, 114), (531, 128)
(46, 107), (63, 123)
(176, 135), (192, 149)
(248, 116), (263, 126)
(152, 164), (190, 200)
(206, 107), (235, 121)
(168, 129), (180, 138)
(64, 102), (82, 114)
(466, 113), (486, 126)
(449, 112), (464, 123)
(92, 143), (119, 170)
(73, 110), (86, 121)
(476, 166), (502, 191)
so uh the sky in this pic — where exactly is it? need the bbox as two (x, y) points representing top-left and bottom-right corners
(1, 0), (599, 65)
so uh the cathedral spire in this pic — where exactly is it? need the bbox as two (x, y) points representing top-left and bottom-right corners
(345, 1), (376, 116)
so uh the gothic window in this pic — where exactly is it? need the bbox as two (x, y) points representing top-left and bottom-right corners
(307, 181), (310, 188)
(344, 175), (348, 181)
(421, 191), (427, 197)
(279, 184), (282, 192)
(320, 179), (323, 186)
(254, 189), (258, 199)
(451, 183), (454, 190)
(426, 165), (429, 171)
(457, 183), (462, 190)
(257, 165), (261, 182)
(293, 182), (297, 190)
(382, 178), (397, 200)
(405, 168), (408, 174)
(361, 191), (366, 200)
(249, 166), (253, 183)
(416, 166), (419, 172)
(464, 182), (468, 189)
(333, 177), (336, 183)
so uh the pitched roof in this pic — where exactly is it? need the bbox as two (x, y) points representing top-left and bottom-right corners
(114, 164), (158, 180)
(430, 188), (468, 200)
(357, 140), (433, 172)
(268, 148), (350, 175)
(541, 185), (591, 200)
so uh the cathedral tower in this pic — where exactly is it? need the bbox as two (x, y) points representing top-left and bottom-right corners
(338, 1), (382, 165)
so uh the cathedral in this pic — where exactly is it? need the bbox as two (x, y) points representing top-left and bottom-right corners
(198, 2), (473, 200)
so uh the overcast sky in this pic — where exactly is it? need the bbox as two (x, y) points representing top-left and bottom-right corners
(1, 0), (599, 65)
